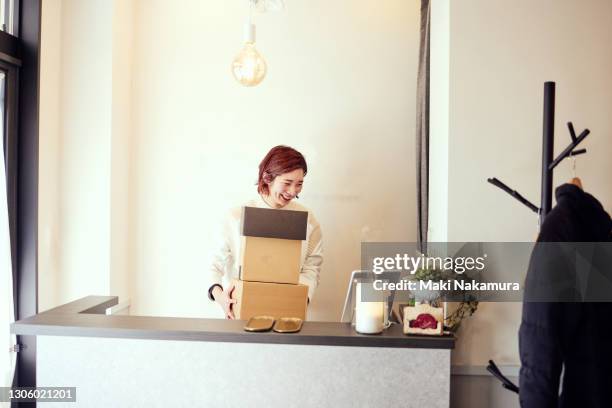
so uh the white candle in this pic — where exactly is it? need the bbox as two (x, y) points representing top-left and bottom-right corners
(355, 283), (384, 334)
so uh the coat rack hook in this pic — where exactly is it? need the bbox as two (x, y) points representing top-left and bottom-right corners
(567, 122), (577, 142)
(487, 178), (540, 214)
(569, 148), (587, 157)
(548, 128), (590, 171)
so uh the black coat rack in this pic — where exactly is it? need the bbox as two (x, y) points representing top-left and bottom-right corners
(487, 81), (590, 226)
(486, 82), (592, 395)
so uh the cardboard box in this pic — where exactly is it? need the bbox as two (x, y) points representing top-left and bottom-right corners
(231, 279), (308, 320)
(240, 236), (301, 284)
(241, 206), (308, 240)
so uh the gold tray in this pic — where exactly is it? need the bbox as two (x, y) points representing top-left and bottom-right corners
(244, 316), (275, 332)
(273, 317), (303, 333)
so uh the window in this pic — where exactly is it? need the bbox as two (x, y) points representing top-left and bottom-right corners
(0, 0), (18, 36)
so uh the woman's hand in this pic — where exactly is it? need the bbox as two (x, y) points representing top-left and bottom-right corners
(213, 282), (237, 319)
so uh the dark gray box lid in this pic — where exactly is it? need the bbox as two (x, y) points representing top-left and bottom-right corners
(241, 206), (308, 240)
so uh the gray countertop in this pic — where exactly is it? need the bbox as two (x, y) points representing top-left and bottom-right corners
(11, 296), (455, 349)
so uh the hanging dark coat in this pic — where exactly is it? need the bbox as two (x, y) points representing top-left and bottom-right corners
(519, 183), (612, 408)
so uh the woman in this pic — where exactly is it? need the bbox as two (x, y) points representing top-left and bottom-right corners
(207, 145), (323, 319)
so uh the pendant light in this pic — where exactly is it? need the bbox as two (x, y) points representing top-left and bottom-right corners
(231, 21), (267, 87)
(231, 0), (284, 87)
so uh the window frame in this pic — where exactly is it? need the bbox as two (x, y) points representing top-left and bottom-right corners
(1, 0), (40, 392)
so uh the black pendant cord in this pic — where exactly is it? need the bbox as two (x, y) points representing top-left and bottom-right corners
(487, 82), (591, 227)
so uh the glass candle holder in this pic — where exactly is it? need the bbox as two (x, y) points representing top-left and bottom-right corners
(355, 282), (384, 334)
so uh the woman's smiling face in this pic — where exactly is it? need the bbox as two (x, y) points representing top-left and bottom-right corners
(266, 168), (304, 208)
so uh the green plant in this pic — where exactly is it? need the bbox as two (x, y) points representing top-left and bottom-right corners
(413, 267), (443, 282)
(410, 267), (445, 304)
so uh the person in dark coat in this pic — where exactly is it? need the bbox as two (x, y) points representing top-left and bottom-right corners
(519, 181), (612, 408)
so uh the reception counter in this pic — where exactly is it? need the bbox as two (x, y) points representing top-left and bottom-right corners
(11, 296), (455, 407)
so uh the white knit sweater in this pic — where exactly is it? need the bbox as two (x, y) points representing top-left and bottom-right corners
(209, 195), (323, 301)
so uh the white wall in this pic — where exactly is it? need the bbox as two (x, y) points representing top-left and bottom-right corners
(39, 0), (421, 320)
(39, 0), (133, 309)
(428, 0), (449, 243)
(38, 0), (62, 312)
(110, 0), (134, 307)
(439, 0), (612, 366)
(130, 0), (419, 319)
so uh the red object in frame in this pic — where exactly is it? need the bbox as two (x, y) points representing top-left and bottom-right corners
(408, 313), (438, 329)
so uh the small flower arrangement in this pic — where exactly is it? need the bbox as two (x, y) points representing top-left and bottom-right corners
(407, 267), (479, 333)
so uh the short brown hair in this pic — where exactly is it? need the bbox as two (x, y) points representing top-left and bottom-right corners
(257, 145), (308, 195)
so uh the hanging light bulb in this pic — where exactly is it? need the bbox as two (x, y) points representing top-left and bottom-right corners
(231, 22), (267, 87)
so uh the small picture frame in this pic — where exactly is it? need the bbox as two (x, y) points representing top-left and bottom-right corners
(403, 303), (444, 336)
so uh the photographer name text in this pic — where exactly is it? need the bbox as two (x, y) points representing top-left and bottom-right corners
(373, 279), (520, 291)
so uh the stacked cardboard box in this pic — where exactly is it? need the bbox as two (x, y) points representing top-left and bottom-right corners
(231, 206), (309, 320)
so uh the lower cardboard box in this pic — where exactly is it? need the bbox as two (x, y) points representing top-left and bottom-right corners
(231, 279), (308, 320)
